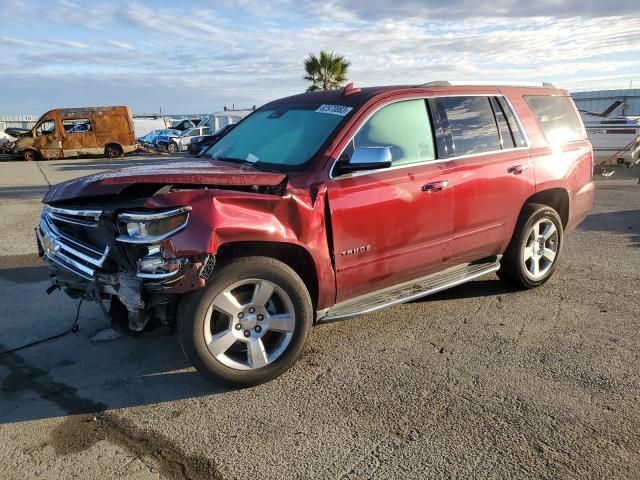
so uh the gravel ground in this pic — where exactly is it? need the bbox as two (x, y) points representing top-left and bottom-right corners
(0, 157), (638, 479)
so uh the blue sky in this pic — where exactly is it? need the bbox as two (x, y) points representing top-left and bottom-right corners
(0, 0), (639, 115)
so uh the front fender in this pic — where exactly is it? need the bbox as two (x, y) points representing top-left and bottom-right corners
(144, 188), (336, 309)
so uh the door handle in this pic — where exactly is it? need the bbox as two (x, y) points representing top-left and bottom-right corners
(422, 180), (449, 192)
(507, 164), (528, 175)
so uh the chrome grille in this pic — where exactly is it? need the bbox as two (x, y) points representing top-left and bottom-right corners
(37, 206), (109, 280)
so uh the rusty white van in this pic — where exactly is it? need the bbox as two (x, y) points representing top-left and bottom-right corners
(13, 106), (137, 161)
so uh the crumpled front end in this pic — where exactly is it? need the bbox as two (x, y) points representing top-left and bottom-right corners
(36, 204), (213, 334)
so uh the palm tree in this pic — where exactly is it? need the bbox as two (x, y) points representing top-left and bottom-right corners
(303, 51), (351, 92)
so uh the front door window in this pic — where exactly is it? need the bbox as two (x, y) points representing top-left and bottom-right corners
(340, 99), (436, 168)
(36, 120), (56, 137)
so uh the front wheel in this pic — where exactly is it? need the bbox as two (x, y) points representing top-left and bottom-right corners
(167, 142), (179, 153)
(177, 256), (313, 386)
(22, 149), (38, 161)
(498, 203), (563, 289)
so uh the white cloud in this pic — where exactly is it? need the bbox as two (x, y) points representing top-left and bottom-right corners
(0, 0), (638, 113)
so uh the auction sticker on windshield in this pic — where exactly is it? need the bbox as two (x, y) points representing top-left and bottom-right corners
(315, 104), (353, 116)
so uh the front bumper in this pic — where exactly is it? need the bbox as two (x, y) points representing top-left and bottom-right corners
(36, 206), (212, 332)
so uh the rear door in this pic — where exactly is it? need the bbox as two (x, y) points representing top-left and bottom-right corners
(61, 117), (97, 157)
(327, 98), (455, 303)
(428, 95), (535, 263)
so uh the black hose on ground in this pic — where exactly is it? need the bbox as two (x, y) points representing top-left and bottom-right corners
(0, 295), (84, 356)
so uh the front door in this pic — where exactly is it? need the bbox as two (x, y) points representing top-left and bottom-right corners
(180, 128), (200, 150)
(327, 99), (455, 303)
(33, 116), (62, 159)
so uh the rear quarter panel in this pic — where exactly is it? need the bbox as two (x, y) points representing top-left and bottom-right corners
(502, 89), (594, 232)
(92, 107), (136, 149)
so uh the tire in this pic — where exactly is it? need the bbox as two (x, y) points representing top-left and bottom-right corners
(22, 149), (38, 161)
(177, 256), (313, 386)
(105, 144), (123, 158)
(498, 203), (563, 289)
(167, 142), (178, 153)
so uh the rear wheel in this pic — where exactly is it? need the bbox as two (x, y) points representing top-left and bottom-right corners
(498, 203), (563, 289)
(105, 144), (123, 158)
(177, 256), (313, 386)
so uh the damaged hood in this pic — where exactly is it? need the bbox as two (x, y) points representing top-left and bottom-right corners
(43, 159), (287, 203)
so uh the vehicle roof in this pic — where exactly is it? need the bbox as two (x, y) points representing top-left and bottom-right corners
(39, 106), (129, 120)
(266, 84), (568, 110)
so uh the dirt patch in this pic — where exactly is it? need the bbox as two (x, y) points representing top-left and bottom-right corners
(1, 342), (224, 480)
(51, 413), (224, 480)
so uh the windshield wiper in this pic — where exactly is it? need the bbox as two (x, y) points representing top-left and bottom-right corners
(212, 156), (260, 167)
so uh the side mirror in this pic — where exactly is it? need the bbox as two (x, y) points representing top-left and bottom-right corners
(340, 146), (392, 174)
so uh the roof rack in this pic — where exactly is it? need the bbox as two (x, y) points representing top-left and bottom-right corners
(418, 80), (557, 88)
(419, 81), (452, 87)
(342, 82), (362, 96)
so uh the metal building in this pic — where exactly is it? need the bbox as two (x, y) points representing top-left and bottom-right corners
(572, 89), (640, 116)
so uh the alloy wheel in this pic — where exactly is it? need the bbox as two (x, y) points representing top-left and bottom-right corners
(522, 218), (559, 281)
(203, 279), (296, 370)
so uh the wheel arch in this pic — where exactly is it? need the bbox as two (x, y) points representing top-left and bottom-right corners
(20, 147), (40, 160)
(104, 142), (123, 154)
(522, 188), (569, 229)
(215, 241), (319, 309)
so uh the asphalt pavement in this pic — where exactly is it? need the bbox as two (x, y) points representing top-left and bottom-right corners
(0, 155), (639, 479)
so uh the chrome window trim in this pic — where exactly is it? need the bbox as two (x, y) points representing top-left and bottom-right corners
(329, 93), (531, 180)
(501, 95), (531, 148)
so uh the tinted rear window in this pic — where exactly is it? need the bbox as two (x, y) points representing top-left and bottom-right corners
(432, 96), (501, 156)
(524, 95), (585, 144)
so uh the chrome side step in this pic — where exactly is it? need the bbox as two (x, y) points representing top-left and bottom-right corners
(317, 256), (501, 323)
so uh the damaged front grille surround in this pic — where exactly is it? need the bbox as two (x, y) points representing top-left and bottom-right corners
(37, 206), (109, 280)
(38, 204), (194, 282)
(38, 203), (204, 334)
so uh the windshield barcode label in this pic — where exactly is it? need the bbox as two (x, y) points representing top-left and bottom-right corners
(316, 104), (353, 116)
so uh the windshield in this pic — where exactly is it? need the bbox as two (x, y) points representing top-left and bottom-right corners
(202, 103), (351, 171)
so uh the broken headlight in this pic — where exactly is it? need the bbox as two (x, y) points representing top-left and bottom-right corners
(116, 206), (191, 244)
(136, 245), (185, 278)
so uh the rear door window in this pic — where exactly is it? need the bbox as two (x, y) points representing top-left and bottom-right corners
(431, 96), (501, 156)
(524, 95), (586, 144)
(63, 118), (92, 133)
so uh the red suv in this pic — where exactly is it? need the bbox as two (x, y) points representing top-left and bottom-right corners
(37, 82), (594, 385)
